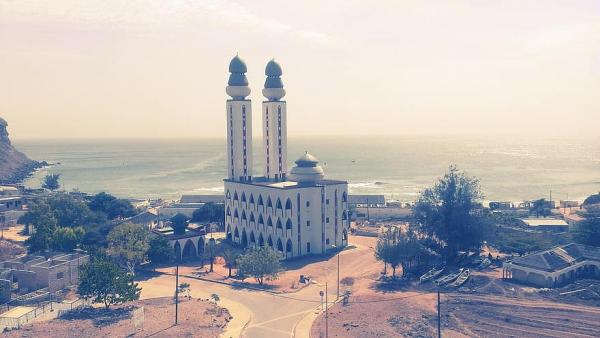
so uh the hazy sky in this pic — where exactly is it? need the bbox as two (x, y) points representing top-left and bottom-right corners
(1, 1), (599, 139)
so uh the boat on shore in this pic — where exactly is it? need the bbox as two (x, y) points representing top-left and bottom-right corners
(434, 268), (463, 286)
(449, 269), (470, 288)
(419, 266), (445, 284)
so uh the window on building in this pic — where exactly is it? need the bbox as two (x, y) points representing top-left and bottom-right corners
(326, 217), (330, 223)
(307, 220), (310, 227)
(57, 272), (64, 279)
(326, 199), (330, 205)
(306, 201), (310, 207)
(306, 242), (311, 253)
(326, 238), (330, 245)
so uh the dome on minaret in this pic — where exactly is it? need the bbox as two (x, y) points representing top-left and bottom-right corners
(289, 152), (325, 184)
(263, 59), (286, 101)
(226, 54), (251, 99)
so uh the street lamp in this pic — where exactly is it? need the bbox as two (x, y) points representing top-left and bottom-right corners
(332, 245), (340, 299)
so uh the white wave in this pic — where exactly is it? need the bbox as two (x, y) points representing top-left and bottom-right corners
(193, 186), (225, 193)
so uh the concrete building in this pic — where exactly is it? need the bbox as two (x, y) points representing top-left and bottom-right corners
(223, 56), (350, 258)
(503, 243), (600, 288)
(347, 195), (386, 208)
(519, 218), (569, 232)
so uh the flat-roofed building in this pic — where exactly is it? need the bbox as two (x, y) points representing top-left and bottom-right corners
(519, 218), (569, 232)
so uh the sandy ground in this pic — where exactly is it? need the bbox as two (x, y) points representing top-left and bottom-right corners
(1, 225), (28, 242)
(310, 237), (600, 338)
(2, 297), (228, 338)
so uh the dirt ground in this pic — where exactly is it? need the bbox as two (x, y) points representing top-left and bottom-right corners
(160, 235), (382, 293)
(0, 239), (26, 261)
(1, 225), (28, 242)
(310, 237), (600, 338)
(2, 297), (229, 338)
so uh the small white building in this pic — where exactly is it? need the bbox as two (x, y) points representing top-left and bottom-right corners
(519, 218), (569, 232)
(223, 56), (350, 259)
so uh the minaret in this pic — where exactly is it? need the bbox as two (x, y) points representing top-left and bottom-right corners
(226, 55), (253, 182)
(262, 59), (287, 181)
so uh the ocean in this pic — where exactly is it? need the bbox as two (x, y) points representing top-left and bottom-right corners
(13, 136), (600, 203)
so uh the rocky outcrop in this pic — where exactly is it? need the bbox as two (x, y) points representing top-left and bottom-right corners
(0, 117), (46, 184)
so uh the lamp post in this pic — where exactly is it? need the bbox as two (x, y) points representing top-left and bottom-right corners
(332, 245), (340, 299)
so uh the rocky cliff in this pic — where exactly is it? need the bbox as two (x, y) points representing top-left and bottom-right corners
(0, 117), (45, 184)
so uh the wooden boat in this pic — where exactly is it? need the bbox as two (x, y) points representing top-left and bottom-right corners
(478, 258), (492, 269)
(434, 269), (463, 286)
(419, 266), (445, 284)
(449, 269), (470, 288)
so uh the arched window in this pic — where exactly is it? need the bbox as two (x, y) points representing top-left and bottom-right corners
(268, 236), (273, 247)
(226, 206), (231, 217)
(342, 211), (347, 220)
(276, 198), (283, 210)
(234, 209), (239, 219)
(241, 192), (246, 204)
(258, 214), (264, 226)
(342, 192), (348, 203)
(286, 239), (293, 253)
(234, 227), (239, 238)
(226, 190), (231, 200)
(249, 193), (255, 205)
(234, 192), (239, 203)
(258, 195), (264, 207)
(286, 219), (292, 230)
(285, 198), (292, 211)
(250, 212), (255, 223)
(250, 231), (256, 244)
(276, 219), (282, 229)
(277, 238), (283, 252)
(267, 196), (273, 209)
(267, 216), (273, 227)
(241, 210), (247, 221)
(259, 233), (265, 246)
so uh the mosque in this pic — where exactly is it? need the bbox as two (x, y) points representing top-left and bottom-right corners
(224, 55), (349, 258)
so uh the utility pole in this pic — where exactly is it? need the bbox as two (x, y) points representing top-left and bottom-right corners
(437, 288), (441, 338)
(175, 259), (179, 325)
(325, 281), (329, 338)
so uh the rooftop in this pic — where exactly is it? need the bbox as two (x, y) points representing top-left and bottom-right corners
(509, 243), (600, 272)
(225, 177), (347, 189)
(348, 195), (386, 204)
(520, 218), (568, 227)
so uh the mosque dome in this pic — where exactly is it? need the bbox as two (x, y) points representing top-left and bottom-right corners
(265, 59), (282, 77)
(262, 59), (286, 101)
(228, 55), (247, 74)
(226, 54), (250, 99)
(288, 152), (325, 184)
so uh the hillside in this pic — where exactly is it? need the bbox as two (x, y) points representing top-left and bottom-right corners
(0, 117), (45, 184)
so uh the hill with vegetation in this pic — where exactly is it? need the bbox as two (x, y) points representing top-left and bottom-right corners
(0, 117), (45, 183)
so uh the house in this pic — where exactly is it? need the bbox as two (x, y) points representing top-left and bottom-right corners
(347, 195), (386, 208)
(519, 218), (569, 232)
(503, 243), (600, 288)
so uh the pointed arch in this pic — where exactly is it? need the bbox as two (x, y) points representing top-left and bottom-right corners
(286, 239), (293, 253)
(342, 229), (348, 243)
(286, 218), (292, 230)
(277, 238), (284, 252)
(226, 206), (231, 218)
(276, 198), (283, 210)
(234, 226), (239, 239)
(241, 229), (248, 247)
(258, 195), (264, 207)
(267, 216), (273, 227)
(267, 196), (273, 209)
(342, 191), (348, 203)
(226, 225), (232, 240)
(276, 218), (283, 229)
(249, 193), (255, 205)
(285, 198), (292, 211)
(226, 190), (231, 200)
(234, 209), (239, 219)
(241, 192), (246, 204)
(267, 235), (273, 248)
(258, 214), (264, 226)
(242, 210), (247, 221)
(250, 212), (255, 223)
(259, 233), (265, 246)
(249, 231), (256, 245)
(174, 241), (182, 261)
(183, 239), (197, 258)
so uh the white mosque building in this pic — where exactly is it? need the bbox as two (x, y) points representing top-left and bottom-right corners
(224, 55), (349, 258)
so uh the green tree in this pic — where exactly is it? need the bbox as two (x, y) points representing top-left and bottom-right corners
(88, 192), (136, 220)
(42, 173), (60, 191)
(78, 255), (141, 309)
(236, 247), (282, 285)
(170, 213), (188, 235)
(147, 235), (174, 265)
(51, 226), (85, 252)
(573, 216), (600, 247)
(191, 203), (225, 224)
(23, 200), (57, 252)
(583, 193), (600, 206)
(414, 165), (485, 260)
(107, 222), (149, 275)
(47, 193), (105, 227)
(222, 248), (240, 278)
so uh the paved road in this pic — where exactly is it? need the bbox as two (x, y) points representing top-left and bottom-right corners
(139, 273), (331, 338)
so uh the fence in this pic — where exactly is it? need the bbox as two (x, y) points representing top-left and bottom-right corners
(0, 297), (91, 331)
